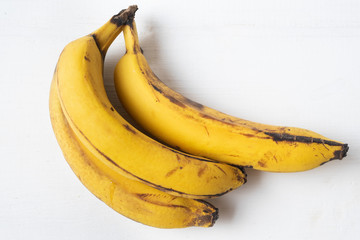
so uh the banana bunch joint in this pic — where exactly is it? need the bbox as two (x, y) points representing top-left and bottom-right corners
(49, 5), (349, 228)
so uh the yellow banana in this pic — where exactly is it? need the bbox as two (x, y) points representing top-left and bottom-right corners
(55, 7), (246, 199)
(49, 79), (219, 229)
(114, 20), (349, 172)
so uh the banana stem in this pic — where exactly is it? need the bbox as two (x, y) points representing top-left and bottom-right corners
(123, 19), (142, 54)
(92, 5), (138, 56)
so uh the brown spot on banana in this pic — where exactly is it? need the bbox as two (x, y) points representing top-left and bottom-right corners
(149, 82), (163, 95)
(149, 83), (161, 103)
(241, 132), (272, 140)
(183, 97), (204, 110)
(199, 113), (218, 121)
(159, 144), (218, 163)
(322, 144), (330, 151)
(134, 193), (191, 210)
(204, 125), (210, 136)
(197, 165), (208, 177)
(132, 44), (138, 54)
(165, 167), (179, 178)
(198, 113), (253, 128)
(257, 160), (267, 168)
(167, 95), (186, 108)
(264, 132), (344, 146)
(243, 165), (254, 169)
(214, 165), (227, 175)
(186, 213), (218, 227)
(123, 123), (137, 134)
(195, 214), (216, 227)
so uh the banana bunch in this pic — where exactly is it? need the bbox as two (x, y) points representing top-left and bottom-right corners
(50, 5), (348, 229)
(50, 5), (245, 228)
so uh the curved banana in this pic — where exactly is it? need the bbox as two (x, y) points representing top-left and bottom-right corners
(55, 7), (246, 199)
(114, 20), (349, 172)
(49, 79), (219, 228)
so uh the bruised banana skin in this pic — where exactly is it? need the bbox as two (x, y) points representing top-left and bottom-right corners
(114, 20), (349, 172)
(55, 7), (246, 199)
(49, 80), (219, 229)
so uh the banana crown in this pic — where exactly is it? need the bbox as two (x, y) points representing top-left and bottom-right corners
(93, 5), (138, 56)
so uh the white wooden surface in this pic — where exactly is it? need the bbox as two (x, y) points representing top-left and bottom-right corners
(1, 0), (359, 239)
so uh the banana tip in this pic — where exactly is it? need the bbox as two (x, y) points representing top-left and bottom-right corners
(339, 143), (349, 159)
(210, 208), (219, 227)
(328, 143), (349, 162)
(195, 200), (219, 227)
(203, 206), (219, 227)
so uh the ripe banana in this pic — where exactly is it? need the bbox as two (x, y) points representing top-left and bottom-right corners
(114, 20), (349, 172)
(54, 7), (246, 199)
(49, 79), (219, 228)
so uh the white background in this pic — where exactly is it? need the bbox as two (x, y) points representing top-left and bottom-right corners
(1, 0), (359, 239)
